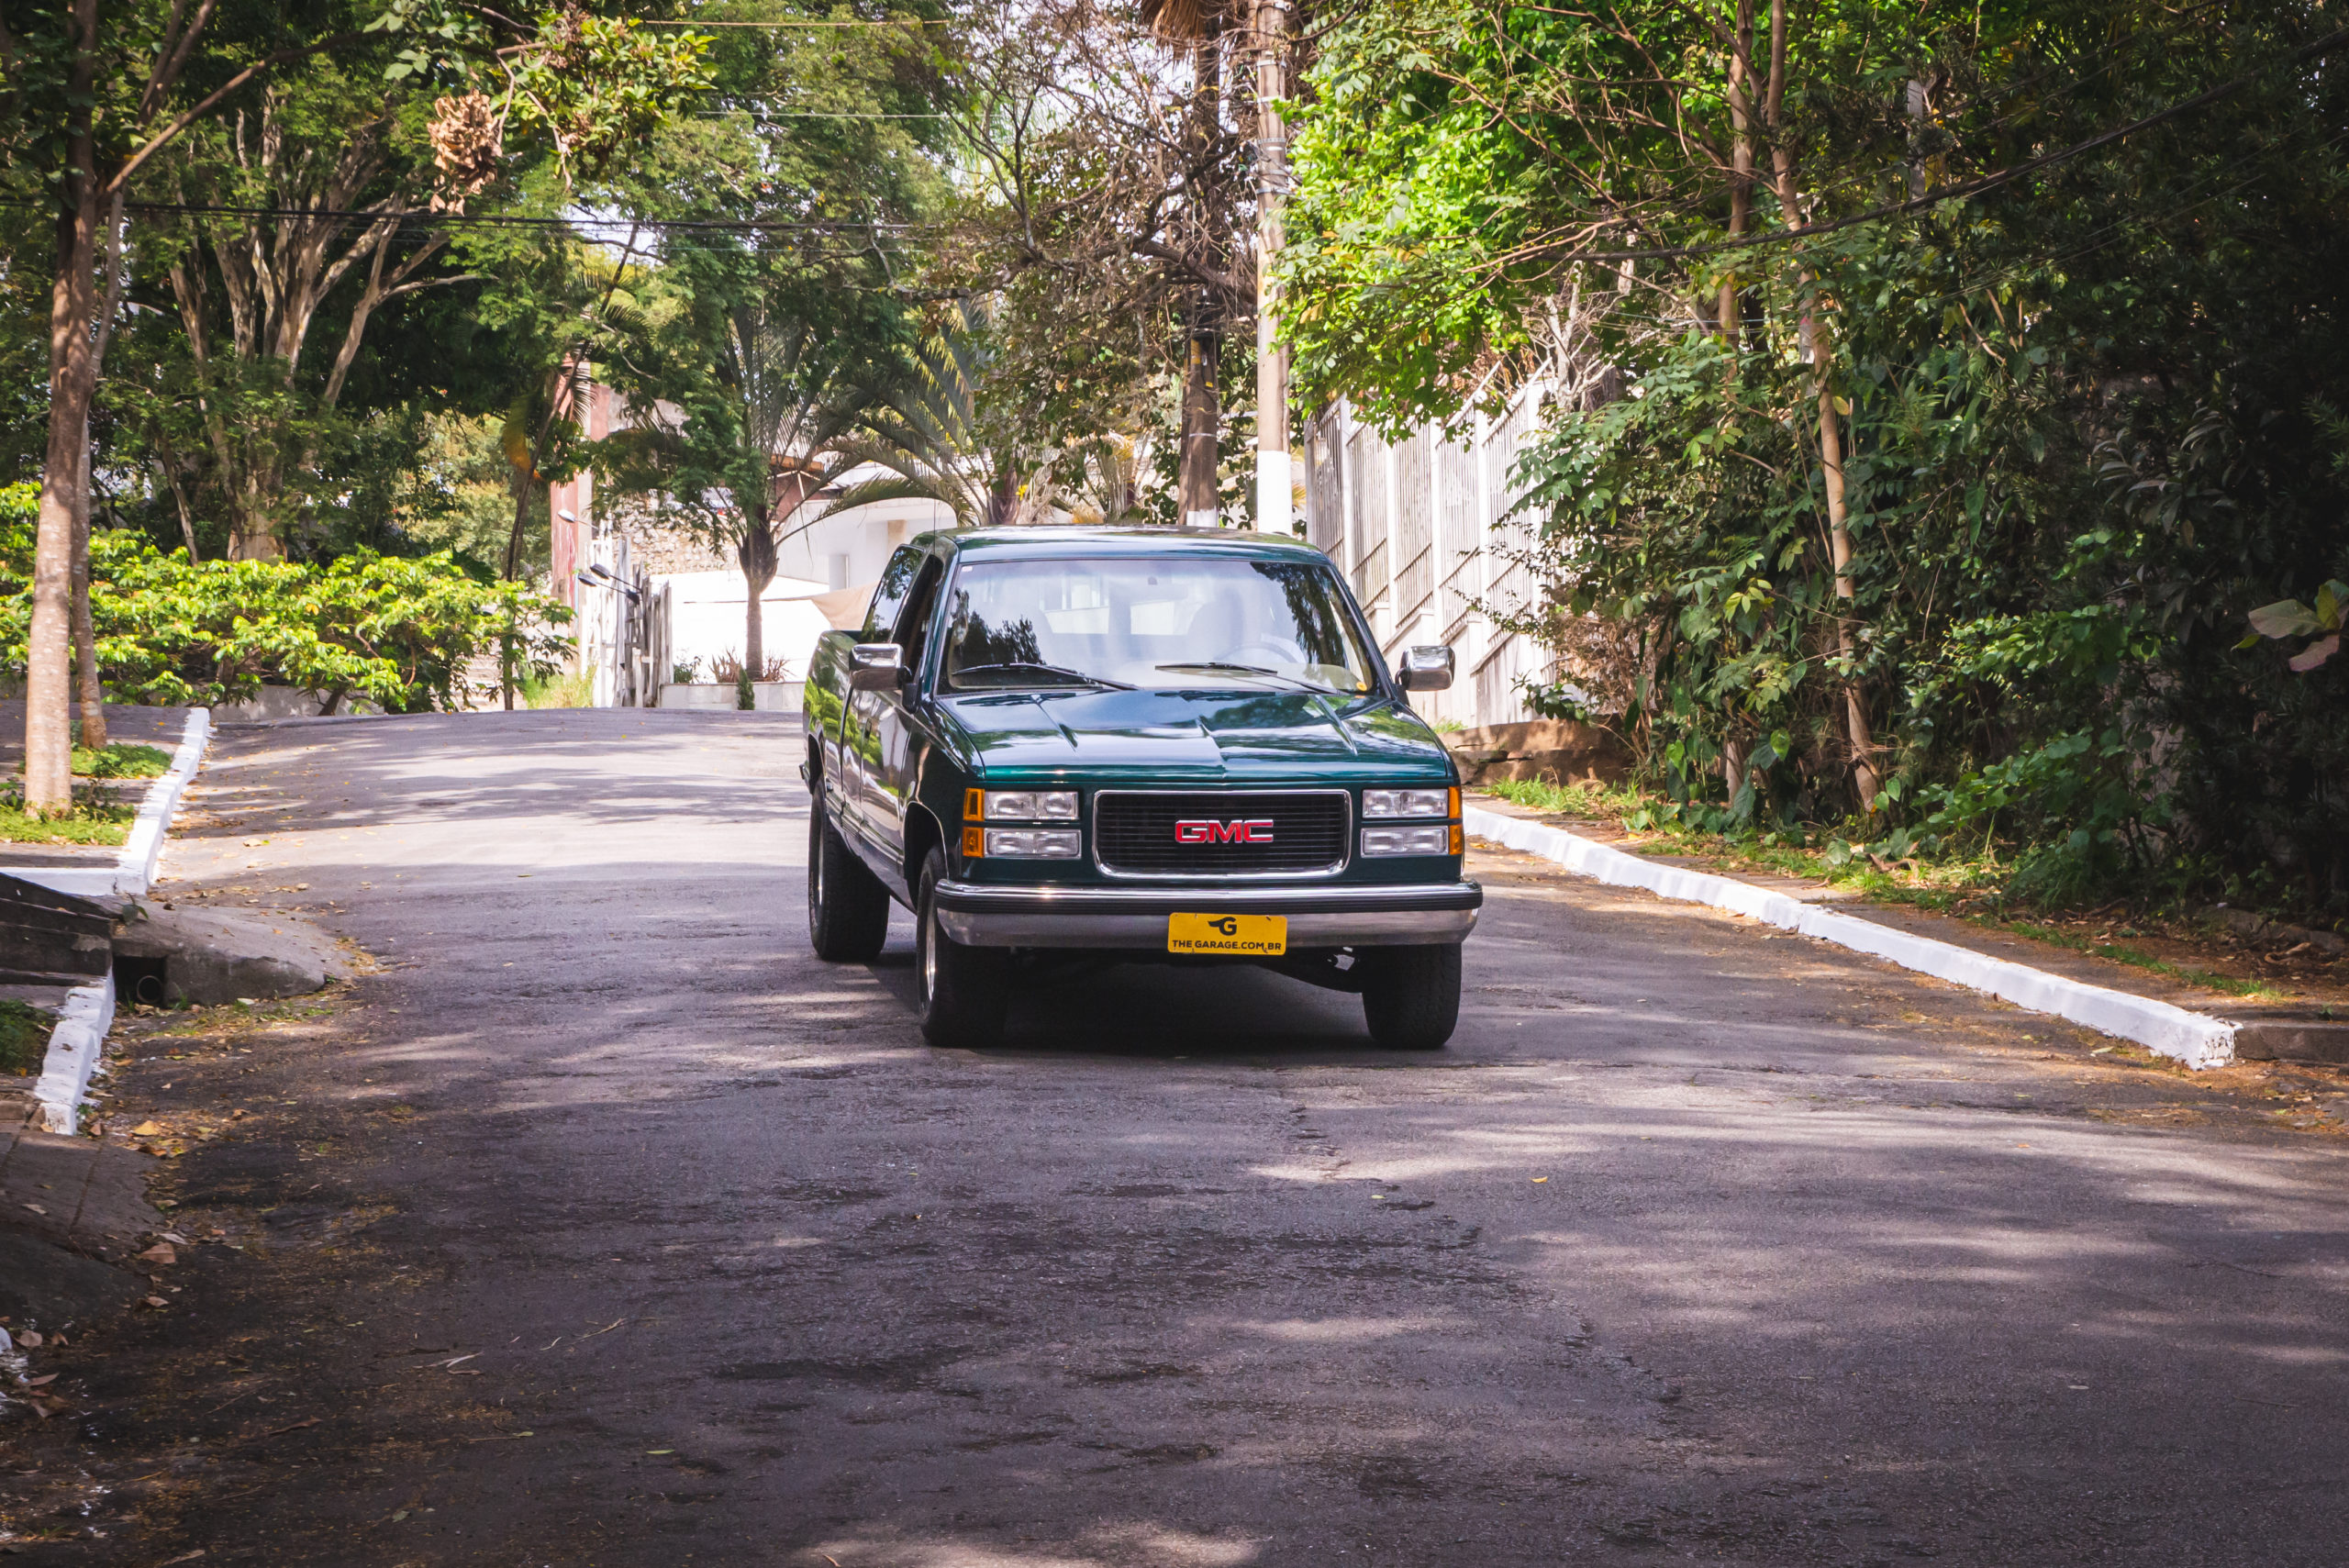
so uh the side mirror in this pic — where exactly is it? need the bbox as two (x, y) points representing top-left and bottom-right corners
(1397, 644), (1455, 692)
(848, 643), (907, 691)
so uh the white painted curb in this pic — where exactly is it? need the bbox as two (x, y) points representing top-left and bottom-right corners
(12, 709), (211, 1129)
(1464, 805), (2238, 1069)
(32, 971), (115, 1135)
(3, 707), (212, 898)
(115, 707), (212, 895)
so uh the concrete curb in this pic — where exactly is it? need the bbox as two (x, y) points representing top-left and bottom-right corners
(1464, 805), (2240, 1070)
(31, 971), (116, 1135)
(5, 707), (212, 899)
(15, 710), (211, 1130)
(117, 707), (213, 895)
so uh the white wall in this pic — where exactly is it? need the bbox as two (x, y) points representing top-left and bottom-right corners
(659, 570), (834, 681)
(771, 492), (959, 596)
(655, 491), (961, 682)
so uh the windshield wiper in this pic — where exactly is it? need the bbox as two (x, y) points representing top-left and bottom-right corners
(953, 662), (1132, 690)
(1156, 662), (1331, 693)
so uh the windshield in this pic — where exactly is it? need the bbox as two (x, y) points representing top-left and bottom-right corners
(939, 556), (1375, 695)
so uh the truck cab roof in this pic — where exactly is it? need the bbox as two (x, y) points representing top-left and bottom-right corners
(910, 526), (1328, 562)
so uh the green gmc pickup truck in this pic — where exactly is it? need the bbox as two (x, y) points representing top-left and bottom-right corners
(802, 526), (1481, 1049)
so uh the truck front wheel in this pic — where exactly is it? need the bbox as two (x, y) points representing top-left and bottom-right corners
(916, 848), (1008, 1048)
(1361, 944), (1462, 1051)
(807, 783), (890, 962)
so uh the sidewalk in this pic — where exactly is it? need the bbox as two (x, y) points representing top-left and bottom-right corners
(1466, 793), (2349, 1065)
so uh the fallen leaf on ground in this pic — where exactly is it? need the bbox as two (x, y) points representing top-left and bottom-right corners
(263, 1417), (320, 1437)
(17, 1329), (40, 1349)
(132, 1120), (166, 1136)
(143, 1296), (168, 1309)
(21, 1203), (46, 1216)
(161, 1230), (189, 1244)
(138, 1242), (178, 1265)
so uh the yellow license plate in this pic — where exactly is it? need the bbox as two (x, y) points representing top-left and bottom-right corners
(1167, 912), (1287, 956)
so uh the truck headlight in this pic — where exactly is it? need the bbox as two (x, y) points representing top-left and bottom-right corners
(1362, 824), (1455, 857)
(968, 789), (1079, 821)
(981, 827), (1083, 859)
(1362, 787), (1456, 819)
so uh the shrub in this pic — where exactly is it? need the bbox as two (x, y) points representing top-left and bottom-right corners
(0, 484), (573, 712)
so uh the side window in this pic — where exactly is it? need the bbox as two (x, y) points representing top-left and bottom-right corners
(862, 548), (923, 640)
(895, 558), (947, 673)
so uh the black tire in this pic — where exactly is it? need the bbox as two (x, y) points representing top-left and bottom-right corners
(807, 781), (890, 962)
(1360, 944), (1462, 1050)
(915, 848), (1007, 1048)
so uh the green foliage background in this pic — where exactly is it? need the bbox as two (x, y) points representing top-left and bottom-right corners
(1278, 0), (2349, 915)
(0, 484), (570, 711)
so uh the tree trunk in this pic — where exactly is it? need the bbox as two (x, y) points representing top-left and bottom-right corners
(162, 458), (202, 562)
(1719, 0), (1755, 339)
(70, 442), (105, 751)
(1252, 0), (1291, 532)
(72, 195), (127, 754)
(228, 489), (287, 561)
(1814, 329), (1880, 807)
(28, 0), (100, 816)
(1763, 0), (1878, 809)
(1180, 291), (1220, 523)
(740, 511), (777, 683)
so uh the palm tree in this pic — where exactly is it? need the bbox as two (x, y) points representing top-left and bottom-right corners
(602, 263), (876, 676)
(825, 306), (1023, 528)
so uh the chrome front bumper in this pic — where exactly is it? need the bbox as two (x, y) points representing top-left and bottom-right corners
(931, 879), (1482, 950)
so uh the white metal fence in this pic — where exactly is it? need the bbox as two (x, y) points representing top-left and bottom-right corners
(1302, 384), (1555, 730)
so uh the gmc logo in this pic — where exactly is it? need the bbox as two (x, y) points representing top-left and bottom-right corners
(1174, 818), (1275, 845)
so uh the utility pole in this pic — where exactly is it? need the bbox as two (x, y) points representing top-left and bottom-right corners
(1252, 0), (1292, 533)
(1176, 18), (1226, 528)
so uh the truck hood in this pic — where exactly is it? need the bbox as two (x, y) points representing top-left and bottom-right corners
(938, 688), (1453, 782)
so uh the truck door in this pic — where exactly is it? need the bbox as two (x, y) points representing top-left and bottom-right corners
(838, 547), (922, 848)
(864, 556), (946, 878)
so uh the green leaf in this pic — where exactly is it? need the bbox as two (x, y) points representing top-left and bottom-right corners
(2248, 599), (2322, 639)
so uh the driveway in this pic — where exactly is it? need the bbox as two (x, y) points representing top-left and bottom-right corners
(22, 707), (2347, 1565)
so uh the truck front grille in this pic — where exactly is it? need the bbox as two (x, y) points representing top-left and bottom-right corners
(1093, 790), (1350, 878)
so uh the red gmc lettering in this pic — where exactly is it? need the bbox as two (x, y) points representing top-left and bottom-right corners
(1174, 818), (1276, 844)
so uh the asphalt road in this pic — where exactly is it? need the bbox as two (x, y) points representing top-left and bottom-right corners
(39, 708), (2349, 1564)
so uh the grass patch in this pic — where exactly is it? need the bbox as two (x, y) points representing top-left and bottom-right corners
(16, 740), (174, 778)
(1997, 920), (2284, 999)
(76, 740), (173, 778)
(1485, 775), (1653, 819)
(0, 997), (54, 1076)
(1475, 776), (2289, 1000)
(0, 780), (138, 844)
(518, 670), (593, 709)
(1475, 779), (2301, 999)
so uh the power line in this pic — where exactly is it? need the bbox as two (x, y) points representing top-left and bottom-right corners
(640, 17), (948, 25)
(696, 107), (947, 117)
(82, 198), (933, 234)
